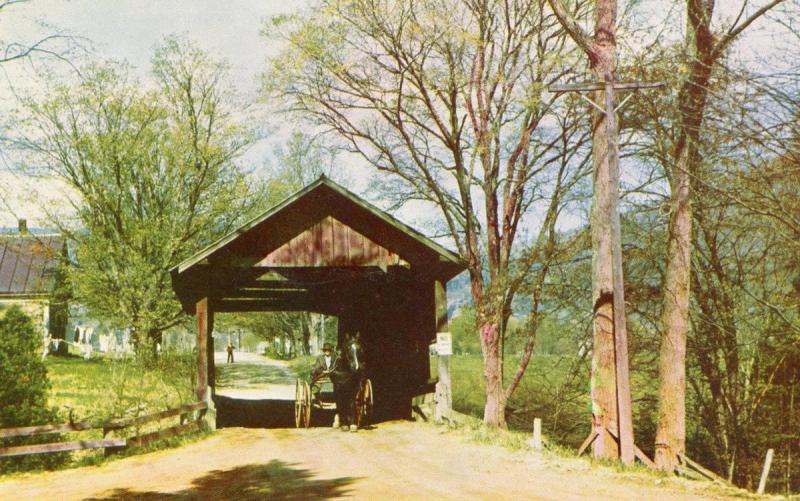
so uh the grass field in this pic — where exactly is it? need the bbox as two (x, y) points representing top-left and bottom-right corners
(0, 354), (204, 472)
(432, 353), (591, 447)
(45, 355), (195, 423)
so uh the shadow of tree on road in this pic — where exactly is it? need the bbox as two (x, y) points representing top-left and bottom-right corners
(86, 460), (357, 500)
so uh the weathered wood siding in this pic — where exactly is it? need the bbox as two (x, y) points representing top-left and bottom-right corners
(257, 216), (408, 269)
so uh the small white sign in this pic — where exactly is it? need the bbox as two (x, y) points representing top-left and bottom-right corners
(436, 332), (452, 356)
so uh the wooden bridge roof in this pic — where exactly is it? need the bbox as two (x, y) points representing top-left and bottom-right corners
(171, 177), (465, 314)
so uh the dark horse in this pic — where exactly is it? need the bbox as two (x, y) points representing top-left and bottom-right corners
(331, 332), (368, 428)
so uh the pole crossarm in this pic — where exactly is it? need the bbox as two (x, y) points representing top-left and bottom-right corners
(548, 81), (665, 93)
(549, 80), (665, 115)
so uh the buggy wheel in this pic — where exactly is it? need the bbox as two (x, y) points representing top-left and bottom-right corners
(356, 378), (373, 427)
(294, 380), (304, 428)
(302, 381), (312, 428)
(295, 380), (311, 428)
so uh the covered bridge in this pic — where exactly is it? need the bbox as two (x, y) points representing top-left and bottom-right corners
(171, 177), (465, 423)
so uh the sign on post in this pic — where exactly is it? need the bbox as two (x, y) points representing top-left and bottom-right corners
(436, 332), (452, 356)
(434, 332), (452, 422)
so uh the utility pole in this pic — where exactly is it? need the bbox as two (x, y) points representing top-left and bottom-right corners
(547, 0), (664, 466)
(550, 77), (663, 466)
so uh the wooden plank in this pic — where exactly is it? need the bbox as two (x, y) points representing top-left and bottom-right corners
(0, 421), (101, 439)
(411, 405), (429, 422)
(677, 453), (728, 483)
(634, 446), (657, 469)
(107, 402), (207, 429)
(0, 438), (126, 457)
(342, 224), (352, 264)
(604, 426), (655, 469)
(314, 221), (325, 266)
(577, 430), (598, 456)
(349, 225), (364, 264)
(369, 238), (383, 265)
(331, 217), (349, 265)
(321, 216), (333, 265)
(127, 420), (203, 449)
(675, 466), (705, 481)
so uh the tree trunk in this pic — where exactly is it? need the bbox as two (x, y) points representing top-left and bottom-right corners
(654, 149), (691, 471)
(481, 321), (506, 428)
(654, 0), (715, 468)
(301, 313), (311, 355)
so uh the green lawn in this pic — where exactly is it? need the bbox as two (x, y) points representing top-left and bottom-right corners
(46, 354), (194, 423)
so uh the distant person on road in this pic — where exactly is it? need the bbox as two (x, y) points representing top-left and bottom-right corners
(312, 342), (357, 432)
(226, 343), (234, 363)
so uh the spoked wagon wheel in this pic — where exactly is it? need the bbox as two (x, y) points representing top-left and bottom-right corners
(295, 380), (311, 428)
(355, 378), (373, 428)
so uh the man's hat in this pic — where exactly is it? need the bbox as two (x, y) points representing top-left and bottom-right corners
(323, 343), (333, 351)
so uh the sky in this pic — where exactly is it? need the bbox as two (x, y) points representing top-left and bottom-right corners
(0, 0), (796, 236)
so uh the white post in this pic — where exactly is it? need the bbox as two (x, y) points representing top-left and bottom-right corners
(532, 418), (543, 451)
(435, 348), (452, 422)
(757, 448), (774, 495)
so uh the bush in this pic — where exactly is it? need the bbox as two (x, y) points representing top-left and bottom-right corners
(289, 355), (316, 381)
(0, 306), (65, 473)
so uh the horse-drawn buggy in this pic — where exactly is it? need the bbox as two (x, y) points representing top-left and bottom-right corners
(294, 339), (373, 428)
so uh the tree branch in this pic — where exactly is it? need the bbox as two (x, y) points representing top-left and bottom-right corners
(545, 0), (594, 59)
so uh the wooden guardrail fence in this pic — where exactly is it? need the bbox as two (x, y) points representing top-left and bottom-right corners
(0, 401), (207, 458)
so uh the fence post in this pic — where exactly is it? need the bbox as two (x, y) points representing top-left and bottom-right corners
(757, 448), (774, 495)
(532, 418), (543, 451)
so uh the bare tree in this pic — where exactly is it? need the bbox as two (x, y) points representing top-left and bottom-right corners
(264, 0), (591, 427)
(0, 0), (82, 66)
(652, 0), (785, 471)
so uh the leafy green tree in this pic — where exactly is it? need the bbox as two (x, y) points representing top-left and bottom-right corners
(0, 307), (54, 427)
(0, 306), (62, 471)
(11, 37), (260, 353)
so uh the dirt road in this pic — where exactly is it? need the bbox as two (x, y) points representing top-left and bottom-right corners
(0, 421), (741, 500)
(214, 351), (296, 400)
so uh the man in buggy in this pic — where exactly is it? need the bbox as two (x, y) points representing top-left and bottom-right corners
(311, 342), (358, 432)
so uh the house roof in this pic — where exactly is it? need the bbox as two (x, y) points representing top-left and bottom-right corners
(0, 234), (64, 296)
(172, 176), (465, 276)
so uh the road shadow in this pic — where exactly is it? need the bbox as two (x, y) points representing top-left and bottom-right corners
(86, 460), (357, 500)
